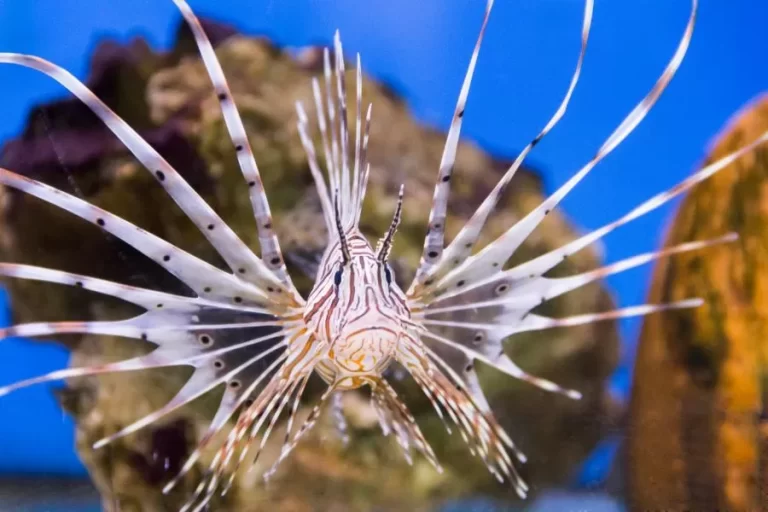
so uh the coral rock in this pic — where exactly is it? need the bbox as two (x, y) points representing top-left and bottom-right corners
(1, 20), (620, 511)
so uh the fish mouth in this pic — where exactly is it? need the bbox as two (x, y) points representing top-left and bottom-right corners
(333, 374), (379, 390)
(326, 326), (400, 374)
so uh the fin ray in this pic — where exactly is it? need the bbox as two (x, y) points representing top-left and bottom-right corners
(170, 0), (296, 290)
(413, 0), (698, 298)
(0, 54), (297, 302)
(411, 0), (594, 293)
(0, 168), (275, 308)
(416, 0), (495, 281)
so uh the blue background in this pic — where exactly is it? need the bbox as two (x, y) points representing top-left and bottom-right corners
(0, 0), (766, 481)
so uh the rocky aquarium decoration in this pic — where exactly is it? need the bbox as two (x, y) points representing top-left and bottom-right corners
(0, 19), (620, 511)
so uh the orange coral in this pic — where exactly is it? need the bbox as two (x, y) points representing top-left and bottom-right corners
(628, 95), (768, 511)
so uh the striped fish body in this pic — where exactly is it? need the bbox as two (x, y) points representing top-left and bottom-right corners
(0, 0), (767, 510)
(307, 231), (410, 387)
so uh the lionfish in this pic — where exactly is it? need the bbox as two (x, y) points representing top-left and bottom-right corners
(0, 0), (766, 509)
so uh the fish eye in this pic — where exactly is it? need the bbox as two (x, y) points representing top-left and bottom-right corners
(334, 267), (343, 286)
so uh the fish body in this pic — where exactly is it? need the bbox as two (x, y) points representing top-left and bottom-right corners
(0, 0), (767, 510)
(306, 230), (407, 383)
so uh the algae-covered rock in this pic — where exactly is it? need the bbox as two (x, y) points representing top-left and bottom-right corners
(0, 19), (620, 511)
(627, 95), (768, 512)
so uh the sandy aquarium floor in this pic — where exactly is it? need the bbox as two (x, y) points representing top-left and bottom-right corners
(0, 478), (100, 511)
(0, 480), (623, 512)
